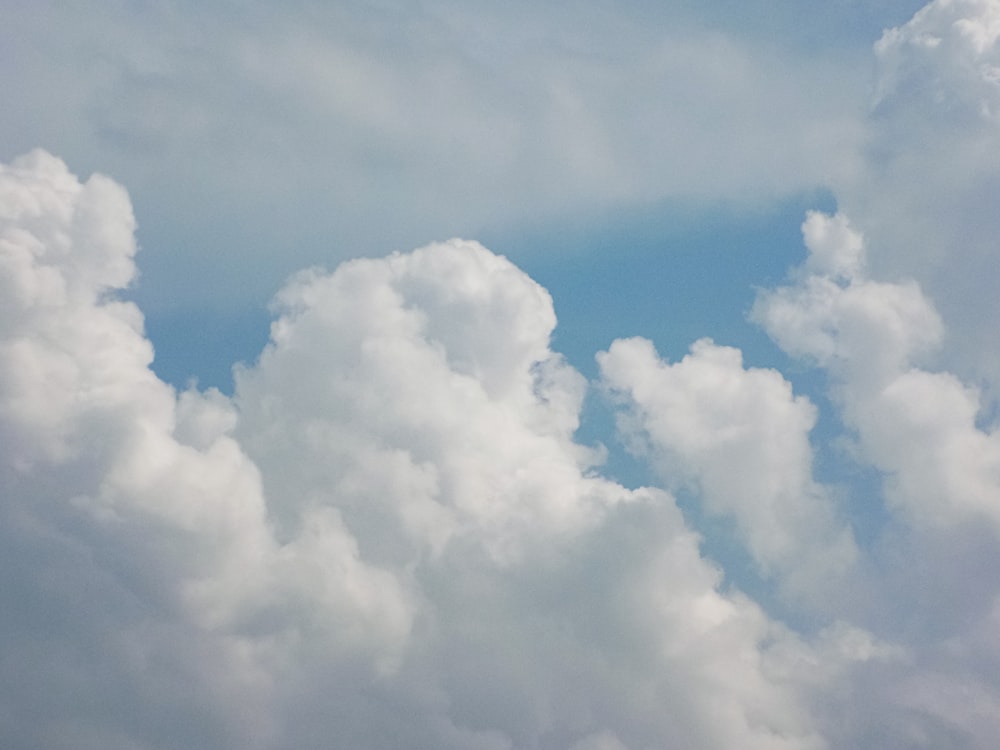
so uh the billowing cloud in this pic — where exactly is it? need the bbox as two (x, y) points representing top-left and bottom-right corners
(0, 150), (414, 747)
(754, 211), (1000, 532)
(5, 2), (1000, 747)
(597, 334), (858, 606)
(837, 0), (1000, 392)
(753, 210), (1000, 746)
(4, 151), (886, 750)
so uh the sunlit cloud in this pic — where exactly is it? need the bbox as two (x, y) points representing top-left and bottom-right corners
(3, 1), (1000, 748)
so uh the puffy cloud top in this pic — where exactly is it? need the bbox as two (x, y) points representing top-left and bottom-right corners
(8, 2), (1000, 748)
(599, 335), (858, 604)
(755, 211), (1000, 532)
(4, 151), (870, 750)
(874, 0), (1000, 123)
(836, 0), (1000, 397)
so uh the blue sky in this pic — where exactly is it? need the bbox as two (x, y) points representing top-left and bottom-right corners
(3, 1), (1000, 748)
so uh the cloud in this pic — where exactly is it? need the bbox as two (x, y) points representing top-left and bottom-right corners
(0, 150), (412, 748)
(835, 0), (1000, 393)
(4, 2), (1000, 741)
(873, 0), (1000, 123)
(0, 0), (872, 314)
(753, 211), (1000, 532)
(597, 335), (857, 605)
(753, 209), (1000, 746)
(4, 151), (880, 749)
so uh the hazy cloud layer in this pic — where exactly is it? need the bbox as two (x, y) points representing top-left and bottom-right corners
(0, 0), (877, 311)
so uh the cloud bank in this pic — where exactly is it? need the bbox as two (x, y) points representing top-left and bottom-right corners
(4, 1), (1000, 748)
(0, 149), (838, 750)
(3, 139), (1000, 748)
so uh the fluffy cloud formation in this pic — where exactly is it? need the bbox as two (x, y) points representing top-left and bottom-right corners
(598, 335), (857, 605)
(233, 239), (618, 564)
(753, 210), (1000, 745)
(4, 3), (1000, 743)
(754, 210), (1000, 535)
(838, 0), (1000, 391)
(0, 150), (414, 747)
(7, 137), (1000, 746)
(4, 151), (885, 750)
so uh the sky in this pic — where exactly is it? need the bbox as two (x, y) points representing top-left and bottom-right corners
(3, 0), (1000, 748)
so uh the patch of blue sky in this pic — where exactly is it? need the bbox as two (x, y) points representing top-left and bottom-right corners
(494, 190), (838, 379)
(142, 305), (272, 395)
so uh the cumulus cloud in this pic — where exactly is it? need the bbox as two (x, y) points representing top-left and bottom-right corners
(753, 210), (1000, 746)
(598, 335), (857, 605)
(754, 211), (1000, 532)
(16, 143), (1000, 748)
(232, 238), (626, 565)
(5, 151), (891, 750)
(6, 2), (1000, 736)
(836, 0), (1000, 392)
(0, 150), (416, 748)
(7, 1), (1000, 747)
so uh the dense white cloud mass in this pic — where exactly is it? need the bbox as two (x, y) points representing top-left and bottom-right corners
(837, 0), (1000, 391)
(0, 150), (413, 747)
(4, 142), (999, 747)
(754, 211), (1000, 534)
(3, 152), (875, 750)
(597, 335), (858, 605)
(5, 1), (1000, 747)
(233, 238), (619, 564)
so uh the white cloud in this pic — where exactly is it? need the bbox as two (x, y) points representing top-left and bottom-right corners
(873, 0), (1000, 121)
(0, 1), (871, 312)
(754, 211), (1000, 532)
(598, 334), (857, 604)
(5, 2), (1000, 742)
(568, 731), (629, 750)
(753, 209), (1000, 745)
(3, 151), (863, 749)
(836, 0), (1000, 394)
(0, 151), (415, 747)
(232, 239), (625, 564)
